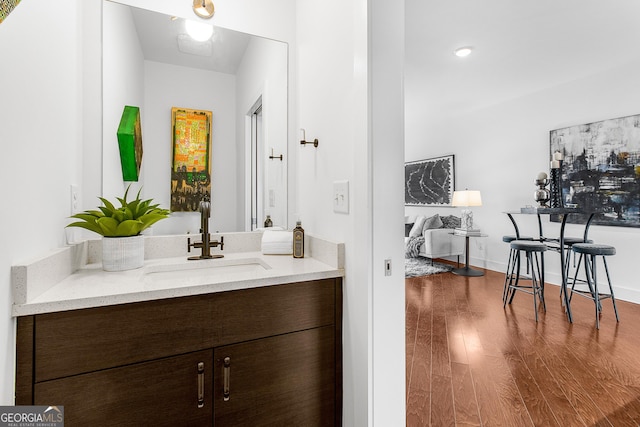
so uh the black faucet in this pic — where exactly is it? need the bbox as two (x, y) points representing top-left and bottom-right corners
(188, 195), (224, 260)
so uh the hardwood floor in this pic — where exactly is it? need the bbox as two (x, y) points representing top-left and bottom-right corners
(406, 265), (640, 426)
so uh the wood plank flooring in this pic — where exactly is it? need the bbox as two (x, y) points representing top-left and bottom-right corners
(406, 265), (640, 426)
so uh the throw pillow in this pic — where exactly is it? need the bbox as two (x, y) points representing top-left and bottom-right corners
(422, 214), (443, 231)
(405, 223), (414, 237)
(441, 215), (461, 229)
(408, 215), (427, 238)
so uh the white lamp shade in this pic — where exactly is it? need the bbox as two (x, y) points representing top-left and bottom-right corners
(452, 190), (482, 207)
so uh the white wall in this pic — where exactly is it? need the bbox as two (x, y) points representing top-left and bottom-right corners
(370, 1), (406, 424)
(0, 0), (84, 404)
(142, 61), (237, 234)
(296, 0), (405, 425)
(235, 37), (288, 229)
(102, 1), (145, 199)
(405, 57), (640, 304)
(81, 0), (103, 216)
(296, 1), (369, 422)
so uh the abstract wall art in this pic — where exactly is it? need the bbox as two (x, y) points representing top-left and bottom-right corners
(171, 107), (212, 212)
(116, 105), (143, 182)
(405, 155), (455, 206)
(550, 113), (640, 227)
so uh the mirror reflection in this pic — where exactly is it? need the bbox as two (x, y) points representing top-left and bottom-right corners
(102, 1), (288, 234)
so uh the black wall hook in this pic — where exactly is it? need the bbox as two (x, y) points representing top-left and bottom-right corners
(269, 148), (283, 161)
(300, 128), (319, 147)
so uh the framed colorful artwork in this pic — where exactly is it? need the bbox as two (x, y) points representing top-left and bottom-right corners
(0, 0), (21, 24)
(171, 107), (212, 212)
(405, 155), (455, 206)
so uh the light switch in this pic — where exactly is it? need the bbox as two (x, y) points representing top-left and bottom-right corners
(333, 180), (349, 214)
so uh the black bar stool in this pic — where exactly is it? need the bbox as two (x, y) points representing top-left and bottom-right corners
(502, 235), (533, 304)
(570, 243), (620, 329)
(504, 240), (547, 322)
(560, 236), (593, 280)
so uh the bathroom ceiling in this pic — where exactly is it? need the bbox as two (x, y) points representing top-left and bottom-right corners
(130, 7), (251, 74)
(405, 0), (640, 121)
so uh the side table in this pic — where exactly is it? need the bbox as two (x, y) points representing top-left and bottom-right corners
(451, 231), (486, 277)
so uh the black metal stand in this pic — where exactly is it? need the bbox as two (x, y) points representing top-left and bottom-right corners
(452, 235), (484, 277)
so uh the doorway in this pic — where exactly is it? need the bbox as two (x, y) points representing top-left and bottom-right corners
(248, 97), (263, 230)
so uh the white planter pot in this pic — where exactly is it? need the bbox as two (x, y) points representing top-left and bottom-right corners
(102, 235), (144, 271)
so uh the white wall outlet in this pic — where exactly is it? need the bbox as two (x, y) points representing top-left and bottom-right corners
(333, 180), (349, 214)
(70, 184), (80, 214)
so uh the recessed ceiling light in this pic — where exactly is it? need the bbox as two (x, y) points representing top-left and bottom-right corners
(185, 20), (214, 42)
(454, 46), (473, 58)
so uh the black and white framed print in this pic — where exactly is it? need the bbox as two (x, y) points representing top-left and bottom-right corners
(405, 155), (455, 206)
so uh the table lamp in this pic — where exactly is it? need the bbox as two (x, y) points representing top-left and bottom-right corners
(452, 190), (482, 230)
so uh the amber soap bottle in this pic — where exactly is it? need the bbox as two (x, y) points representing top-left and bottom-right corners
(293, 221), (304, 258)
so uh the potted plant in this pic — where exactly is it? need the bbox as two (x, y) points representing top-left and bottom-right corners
(67, 186), (170, 271)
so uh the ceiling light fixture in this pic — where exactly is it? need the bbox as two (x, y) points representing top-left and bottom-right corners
(185, 20), (214, 42)
(193, 0), (215, 19)
(454, 46), (473, 58)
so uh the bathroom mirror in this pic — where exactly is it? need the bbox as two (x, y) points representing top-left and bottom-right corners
(103, 1), (288, 234)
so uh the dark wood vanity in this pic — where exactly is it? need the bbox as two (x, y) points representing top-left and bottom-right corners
(16, 278), (342, 426)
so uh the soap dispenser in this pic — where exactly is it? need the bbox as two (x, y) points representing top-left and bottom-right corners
(292, 220), (304, 258)
(264, 215), (273, 228)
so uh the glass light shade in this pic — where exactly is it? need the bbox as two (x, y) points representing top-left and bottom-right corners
(185, 20), (214, 41)
(451, 190), (482, 207)
(454, 47), (473, 57)
(193, 0), (215, 19)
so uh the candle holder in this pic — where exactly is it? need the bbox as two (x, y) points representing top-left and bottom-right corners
(534, 178), (550, 208)
(550, 152), (565, 208)
(549, 167), (563, 208)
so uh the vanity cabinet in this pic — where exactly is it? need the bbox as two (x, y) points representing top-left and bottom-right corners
(16, 278), (342, 426)
(213, 326), (336, 425)
(34, 350), (213, 426)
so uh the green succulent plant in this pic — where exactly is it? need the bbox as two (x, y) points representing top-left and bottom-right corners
(67, 186), (170, 237)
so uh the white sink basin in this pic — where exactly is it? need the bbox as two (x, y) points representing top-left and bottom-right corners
(143, 258), (271, 284)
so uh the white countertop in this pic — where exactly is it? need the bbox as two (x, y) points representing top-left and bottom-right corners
(12, 233), (344, 316)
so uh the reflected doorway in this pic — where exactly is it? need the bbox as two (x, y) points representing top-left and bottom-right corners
(249, 98), (264, 230)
